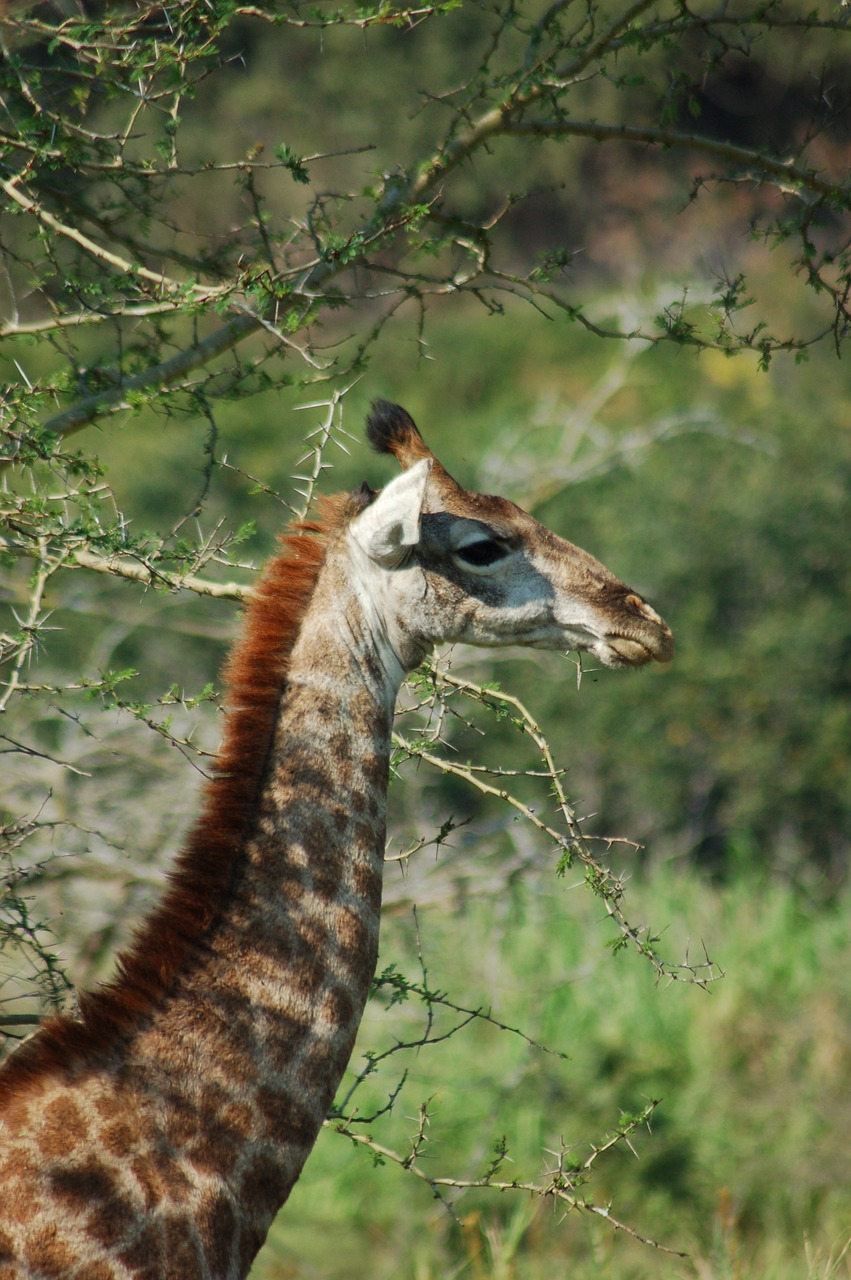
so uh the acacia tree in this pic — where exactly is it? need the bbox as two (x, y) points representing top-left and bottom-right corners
(1, 0), (850, 1267)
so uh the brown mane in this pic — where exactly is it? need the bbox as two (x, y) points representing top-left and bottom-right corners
(0, 493), (359, 1099)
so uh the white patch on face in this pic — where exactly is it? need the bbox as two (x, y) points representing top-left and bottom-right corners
(344, 531), (427, 685)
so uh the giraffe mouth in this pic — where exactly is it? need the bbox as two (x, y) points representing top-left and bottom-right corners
(604, 629), (674, 667)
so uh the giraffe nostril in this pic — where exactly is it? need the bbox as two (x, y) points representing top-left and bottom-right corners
(624, 593), (664, 627)
(626, 592), (647, 614)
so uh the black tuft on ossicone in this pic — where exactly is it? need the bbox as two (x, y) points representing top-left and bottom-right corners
(364, 400), (434, 469)
(354, 480), (377, 509)
(365, 400), (421, 454)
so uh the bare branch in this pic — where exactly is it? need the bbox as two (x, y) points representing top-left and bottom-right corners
(10, 312), (261, 456)
(502, 119), (851, 205)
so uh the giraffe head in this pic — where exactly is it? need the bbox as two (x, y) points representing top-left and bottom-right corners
(348, 400), (673, 673)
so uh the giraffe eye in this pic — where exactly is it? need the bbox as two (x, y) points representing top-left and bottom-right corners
(455, 538), (510, 568)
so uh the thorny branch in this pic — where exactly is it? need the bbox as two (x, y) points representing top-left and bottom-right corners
(394, 664), (722, 987)
(327, 905), (683, 1250)
(326, 1102), (686, 1255)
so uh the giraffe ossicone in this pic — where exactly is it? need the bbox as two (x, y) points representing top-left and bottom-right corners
(0, 401), (672, 1279)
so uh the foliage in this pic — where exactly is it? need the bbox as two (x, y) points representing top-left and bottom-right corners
(1, 0), (849, 458)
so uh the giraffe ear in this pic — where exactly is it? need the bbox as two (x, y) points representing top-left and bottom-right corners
(350, 458), (431, 566)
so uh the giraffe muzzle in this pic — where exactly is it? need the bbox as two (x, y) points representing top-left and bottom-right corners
(605, 595), (674, 666)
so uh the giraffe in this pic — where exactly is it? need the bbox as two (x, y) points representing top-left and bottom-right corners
(0, 401), (673, 1279)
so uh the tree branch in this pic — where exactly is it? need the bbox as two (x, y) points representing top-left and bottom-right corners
(16, 312), (262, 451)
(6, 0), (848, 467)
(0, 536), (249, 601)
(0, 302), (186, 339)
(325, 1113), (686, 1255)
(503, 120), (850, 204)
(1, 177), (229, 299)
(66, 548), (249, 601)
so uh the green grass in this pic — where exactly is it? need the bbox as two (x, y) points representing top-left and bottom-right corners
(251, 863), (851, 1279)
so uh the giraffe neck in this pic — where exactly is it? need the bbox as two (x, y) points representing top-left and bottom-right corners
(128, 570), (401, 1265)
(0, 526), (408, 1279)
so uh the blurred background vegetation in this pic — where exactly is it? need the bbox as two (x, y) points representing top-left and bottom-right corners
(1, 1), (850, 1276)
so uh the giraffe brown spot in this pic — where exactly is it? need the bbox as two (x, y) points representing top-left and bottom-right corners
(100, 1117), (137, 1158)
(288, 948), (327, 1002)
(93, 1093), (123, 1121)
(163, 1104), (195, 1152)
(159, 1213), (200, 1274)
(82, 1179), (139, 1252)
(0, 1178), (43, 1224)
(301, 814), (329, 851)
(128, 1153), (163, 1212)
(187, 1086), (246, 1177)
(331, 805), (349, 834)
(200, 990), (266, 1084)
(296, 1029), (353, 1100)
(117, 1220), (168, 1278)
(218, 1099), (255, 1143)
(196, 1187), (238, 1276)
(276, 862), (306, 901)
(312, 858), (346, 903)
(353, 818), (380, 853)
(293, 913), (330, 953)
(361, 751), (388, 789)
(77, 1264), (116, 1280)
(295, 1037), (335, 1086)
(23, 1224), (79, 1275)
(342, 945), (378, 990)
(37, 1095), (87, 1159)
(255, 1088), (318, 1147)
(320, 982), (355, 1028)
(351, 860), (382, 911)
(237, 1203), (275, 1277)
(149, 1147), (194, 1203)
(312, 692), (337, 720)
(20, 1223), (81, 1274)
(187, 1131), (226, 1177)
(238, 1150), (292, 1235)
(362, 647), (385, 686)
(329, 731), (352, 763)
(291, 762), (334, 797)
(218, 1036), (260, 1090)
(0, 1093), (30, 1131)
(264, 1010), (311, 1065)
(334, 906), (370, 957)
(49, 1156), (116, 1216)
